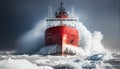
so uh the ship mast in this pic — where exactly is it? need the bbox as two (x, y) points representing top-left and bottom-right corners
(48, 0), (53, 17)
(60, 1), (63, 25)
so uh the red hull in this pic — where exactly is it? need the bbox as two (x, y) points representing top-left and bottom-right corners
(45, 26), (79, 55)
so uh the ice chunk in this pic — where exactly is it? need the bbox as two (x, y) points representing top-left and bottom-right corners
(0, 58), (53, 69)
(86, 53), (104, 61)
(96, 62), (113, 69)
(54, 62), (82, 69)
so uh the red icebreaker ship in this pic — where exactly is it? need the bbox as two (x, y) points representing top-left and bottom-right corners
(44, 2), (79, 55)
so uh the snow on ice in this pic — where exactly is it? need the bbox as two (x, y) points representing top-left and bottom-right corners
(0, 54), (115, 69)
(0, 58), (53, 69)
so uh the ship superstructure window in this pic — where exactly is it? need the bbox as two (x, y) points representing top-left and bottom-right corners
(46, 18), (78, 28)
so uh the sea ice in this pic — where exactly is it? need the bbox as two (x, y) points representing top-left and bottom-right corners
(0, 58), (53, 69)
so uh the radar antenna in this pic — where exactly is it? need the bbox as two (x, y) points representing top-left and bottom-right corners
(60, 0), (63, 8)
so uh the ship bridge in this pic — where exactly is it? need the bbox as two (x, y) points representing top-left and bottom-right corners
(46, 18), (78, 28)
(46, 2), (78, 28)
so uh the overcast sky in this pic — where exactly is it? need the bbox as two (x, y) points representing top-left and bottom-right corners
(0, 0), (120, 52)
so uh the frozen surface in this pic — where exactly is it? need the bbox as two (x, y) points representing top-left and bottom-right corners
(0, 53), (118, 69)
(0, 58), (53, 69)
